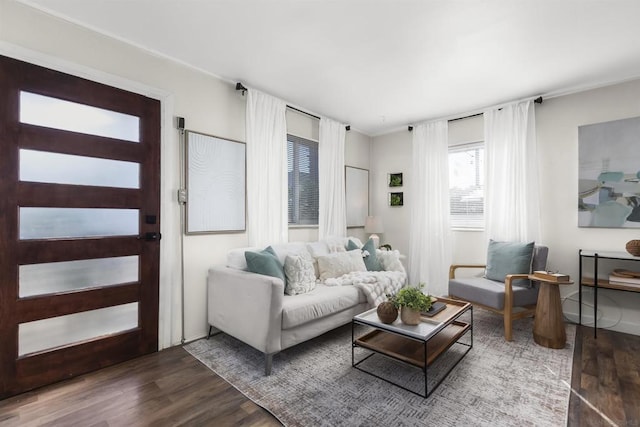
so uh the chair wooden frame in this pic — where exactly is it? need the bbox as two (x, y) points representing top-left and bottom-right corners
(448, 265), (537, 341)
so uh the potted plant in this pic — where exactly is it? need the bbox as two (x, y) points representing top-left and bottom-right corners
(389, 284), (433, 325)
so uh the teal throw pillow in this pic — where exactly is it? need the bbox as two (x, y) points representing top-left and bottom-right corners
(346, 239), (360, 251)
(485, 240), (534, 283)
(245, 246), (286, 284)
(362, 238), (383, 271)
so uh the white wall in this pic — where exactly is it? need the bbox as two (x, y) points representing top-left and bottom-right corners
(0, 0), (372, 343)
(371, 81), (640, 336)
(537, 80), (640, 335)
(369, 130), (412, 256)
(370, 117), (487, 261)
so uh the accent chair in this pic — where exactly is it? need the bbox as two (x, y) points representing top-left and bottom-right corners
(448, 241), (548, 341)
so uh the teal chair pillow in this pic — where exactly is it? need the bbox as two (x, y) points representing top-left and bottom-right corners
(245, 246), (286, 284)
(485, 240), (534, 283)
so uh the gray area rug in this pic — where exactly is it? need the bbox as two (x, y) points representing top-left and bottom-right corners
(185, 309), (575, 426)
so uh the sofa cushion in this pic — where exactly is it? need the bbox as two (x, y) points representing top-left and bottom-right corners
(270, 242), (310, 266)
(317, 249), (367, 281)
(449, 277), (538, 310)
(281, 283), (365, 329)
(245, 246), (286, 284)
(227, 246), (260, 270)
(307, 241), (329, 258)
(485, 240), (535, 283)
(284, 254), (316, 295)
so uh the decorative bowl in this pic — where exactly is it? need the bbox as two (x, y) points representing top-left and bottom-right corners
(626, 239), (640, 257)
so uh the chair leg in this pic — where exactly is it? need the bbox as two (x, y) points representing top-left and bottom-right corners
(504, 310), (513, 341)
(504, 277), (515, 341)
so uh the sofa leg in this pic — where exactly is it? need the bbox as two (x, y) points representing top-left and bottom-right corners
(265, 353), (273, 376)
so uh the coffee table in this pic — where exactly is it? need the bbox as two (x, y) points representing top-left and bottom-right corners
(352, 297), (472, 398)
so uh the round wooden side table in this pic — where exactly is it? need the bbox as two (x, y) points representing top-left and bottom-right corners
(529, 276), (573, 349)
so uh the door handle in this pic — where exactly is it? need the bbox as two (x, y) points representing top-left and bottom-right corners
(139, 232), (162, 241)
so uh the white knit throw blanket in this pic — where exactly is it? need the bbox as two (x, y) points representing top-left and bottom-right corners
(323, 271), (407, 306)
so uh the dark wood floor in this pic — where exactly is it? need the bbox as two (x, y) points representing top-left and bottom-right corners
(0, 345), (280, 427)
(568, 325), (640, 427)
(0, 326), (638, 426)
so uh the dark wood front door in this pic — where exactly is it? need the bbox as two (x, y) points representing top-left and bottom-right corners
(0, 56), (161, 398)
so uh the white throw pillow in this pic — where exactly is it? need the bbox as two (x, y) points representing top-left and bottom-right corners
(317, 249), (367, 281)
(376, 249), (406, 274)
(284, 254), (317, 295)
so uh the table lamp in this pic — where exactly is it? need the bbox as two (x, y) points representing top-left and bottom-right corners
(364, 216), (384, 248)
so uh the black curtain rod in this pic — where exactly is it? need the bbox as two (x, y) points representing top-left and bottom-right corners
(408, 96), (543, 131)
(287, 105), (320, 120)
(448, 112), (483, 123)
(235, 82), (350, 131)
(286, 105), (350, 130)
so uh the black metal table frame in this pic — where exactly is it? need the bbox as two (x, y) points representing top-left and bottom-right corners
(351, 306), (473, 398)
(578, 249), (640, 339)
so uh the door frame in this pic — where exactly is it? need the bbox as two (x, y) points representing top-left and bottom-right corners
(0, 43), (181, 351)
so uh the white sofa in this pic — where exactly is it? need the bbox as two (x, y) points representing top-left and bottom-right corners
(207, 238), (407, 374)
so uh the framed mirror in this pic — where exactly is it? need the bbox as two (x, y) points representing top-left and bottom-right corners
(345, 166), (369, 227)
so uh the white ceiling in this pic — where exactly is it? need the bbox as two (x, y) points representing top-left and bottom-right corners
(19, 0), (640, 136)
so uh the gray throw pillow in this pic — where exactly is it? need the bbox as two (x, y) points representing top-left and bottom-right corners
(485, 240), (534, 283)
(245, 246), (286, 284)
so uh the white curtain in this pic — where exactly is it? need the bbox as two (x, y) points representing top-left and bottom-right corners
(484, 100), (541, 242)
(318, 117), (347, 239)
(408, 120), (452, 297)
(246, 88), (288, 246)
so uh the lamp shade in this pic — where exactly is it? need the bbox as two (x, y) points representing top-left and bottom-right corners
(364, 216), (384, 234)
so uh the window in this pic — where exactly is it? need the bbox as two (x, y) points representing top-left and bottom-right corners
(449, 142), (484, 229)
(288, 134), (319, 225)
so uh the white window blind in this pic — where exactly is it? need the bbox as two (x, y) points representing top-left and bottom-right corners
(287, 134), (319, 225)
(449, 142), (484, 229)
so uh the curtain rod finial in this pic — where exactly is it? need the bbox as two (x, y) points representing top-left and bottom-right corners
(235, 82), (247, 96)
(408, 125), (413, 132)
(534, 96), (543, 104)
(345, 125), (351, 131)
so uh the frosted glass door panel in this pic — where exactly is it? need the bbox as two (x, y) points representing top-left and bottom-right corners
(19, 91), (140, 142)
(20, 149), (140, 188)
(19, 256), (139, 297)
(18, 303), (138, 356)
(20, 208), (139, 239)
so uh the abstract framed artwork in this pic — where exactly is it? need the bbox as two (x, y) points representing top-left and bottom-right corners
(578, 116), (640, 228)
